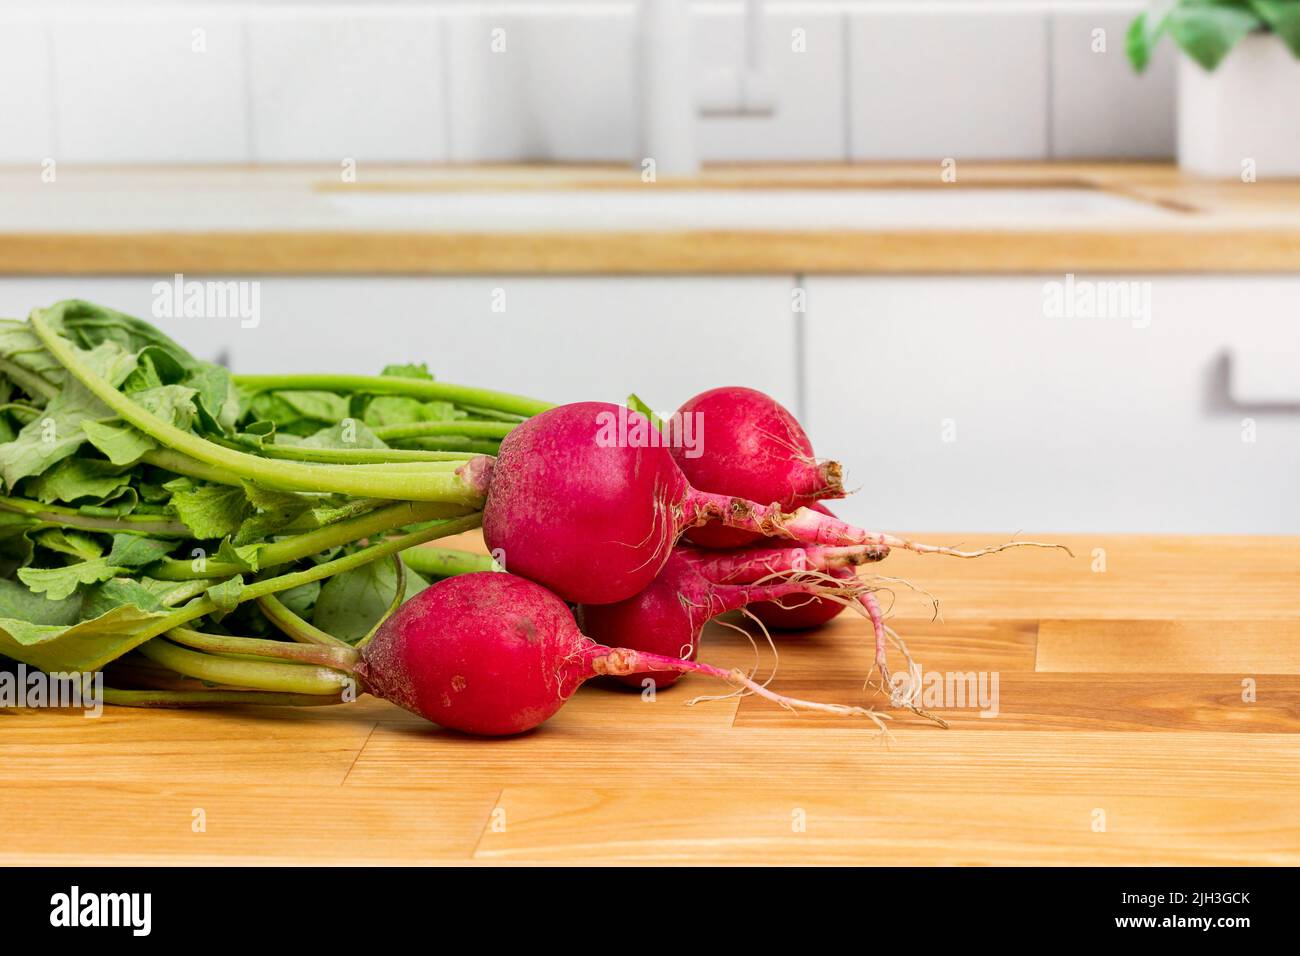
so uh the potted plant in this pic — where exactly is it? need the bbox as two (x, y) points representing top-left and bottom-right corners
(1128, 0), (1300, 177)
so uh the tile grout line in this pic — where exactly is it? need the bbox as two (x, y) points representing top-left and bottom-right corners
(840, 10), (853, 162)
(45, 16), (60, 161)
(241, 14), (257, 163)
(1044, 13), (1055, 160)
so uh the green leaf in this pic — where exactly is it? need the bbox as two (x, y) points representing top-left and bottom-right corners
(1, 341), (137, 489)
(81, 576), (167, 617)
(360, 396), (430, 428)
(129, 383), (198, 431)
(277, 581), (321, 621)
(1249, 0), (1300, 56)
(1169, 4), (1263, 71)
(17, 559), (121, 601)
(0, 585), (169, 672)
(169, 482), (251, 539)
(299, 419), (388, 450)
(79, 419), (157, 466)
(205, 575), (244, 618)
(1127, 2), (1179, 72)
(232, 483), (312, 545)
(122, 345), (185, 394)
(23, 457), (133, 505)
(184, 362), (241, 434)
(16, 534), (176, 600)
(32, 528), (104, 561)
(380, 363), (433, 380)
(0, 513), (37, 577)
(52, 299), (196, 367)
(247, 390), (349, 435)
(0, 318), (66, 388)
(203, 537), (258, 575)
(312, 558), (427, 644)
(105, 534), (177, 568)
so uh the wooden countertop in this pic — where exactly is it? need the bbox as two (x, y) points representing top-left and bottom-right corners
(4, 531), (1299, 865)
(2, 162), (1299, 274)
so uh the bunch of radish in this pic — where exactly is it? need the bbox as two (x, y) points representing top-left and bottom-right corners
(351, 387), (1064, 734)
(5, 303), (1064, 738)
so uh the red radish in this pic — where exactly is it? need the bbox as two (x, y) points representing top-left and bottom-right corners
(682, 529), (896, 680)
(578, 548), (874, 690)
(671, 386), (842, 550)
(749, 569), (851, 629)
(476, 401), (1065, 605)
(356, 571), (882, 735)
(720, 503), (860, 631)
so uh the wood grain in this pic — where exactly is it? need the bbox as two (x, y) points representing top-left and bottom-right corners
(6, 228), (1299, 275)
(732, 675), (1300, 732)
(0, 782), (499, 865)
(1037, 620), (1300, 673)
(473, 788), (1300, 865)
(344, 727), (1300, 799)
(6, 162), (1300, 274)
(5, 533), (1300, 864)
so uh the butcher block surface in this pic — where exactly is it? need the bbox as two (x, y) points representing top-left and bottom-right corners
(3, 532), (1298, 866)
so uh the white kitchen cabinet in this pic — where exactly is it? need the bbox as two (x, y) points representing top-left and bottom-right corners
(0, 276), (800, 414)
(803, 276), (1300, 534)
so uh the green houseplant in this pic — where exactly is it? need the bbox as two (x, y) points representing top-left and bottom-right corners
(1128, 0), (1300, 72)
(1129, 1), (1300, 176)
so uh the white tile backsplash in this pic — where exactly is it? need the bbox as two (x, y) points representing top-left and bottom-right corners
(0, 3), (1176, 166)
(444, 10), (637, 162)
(1050, 10), (1176, 159)
(848, 10), (1050, 161)
(695, 8), (847, 161)
(51, 11), (249, 163)
(248, 10), (447, 162)
(0, 15), (55, 164)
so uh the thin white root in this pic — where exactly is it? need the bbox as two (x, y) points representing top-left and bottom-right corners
(862, 573), (942, 622)
(895, 537), (1074, 560)
(726, 668), (893, 734)
(685, 612), (774, 706)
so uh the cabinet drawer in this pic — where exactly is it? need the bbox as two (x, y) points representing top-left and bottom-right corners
(803, 276), (1300, 534)
(0, 275), (800, 413)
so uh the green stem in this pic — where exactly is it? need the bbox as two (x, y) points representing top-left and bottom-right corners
(0, 401), (41, 421)
(97, 512), (483, 671)
(141, 447), (244, 486)
(0, 494), (191, 537)
(232, 373), (553, 418)
(31, 311), (483, 504)
(102, 687), (345, 708)
(147, 499), (468, 580)
(136, 639), (352, 695)
(455, 405), (527, 423)
(0, 356), (58, 401)
(401, 546), (497, 578)
(167, 627), (359, 670)
(257, 593), (351, 649)
(241, 444), (475, 465)
(372, 421), (516, 441)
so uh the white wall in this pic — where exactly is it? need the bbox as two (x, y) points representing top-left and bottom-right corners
(0, 1), (1177, 165)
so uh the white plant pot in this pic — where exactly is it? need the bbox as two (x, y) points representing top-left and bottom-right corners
(1178, 33), (1300, 178)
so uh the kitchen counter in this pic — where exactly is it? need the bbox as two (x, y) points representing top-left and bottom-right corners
(2, 163), (1299, 274)
(4, 531), (1299, 865)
